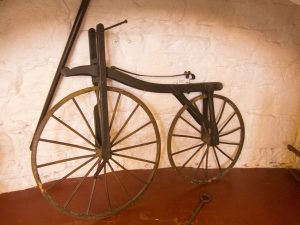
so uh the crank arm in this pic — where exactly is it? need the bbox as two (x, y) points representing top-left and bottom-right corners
(185, 193), (211, 225)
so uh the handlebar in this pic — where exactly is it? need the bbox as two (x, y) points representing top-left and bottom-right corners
(104, 19), (128, 31)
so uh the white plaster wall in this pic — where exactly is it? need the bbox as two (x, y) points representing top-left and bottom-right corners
(0, 0), (300, 193)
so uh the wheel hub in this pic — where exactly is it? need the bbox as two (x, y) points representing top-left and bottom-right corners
(202, 134), (211, 145)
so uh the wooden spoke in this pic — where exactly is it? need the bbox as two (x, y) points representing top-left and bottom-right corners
(205, 146), (209, 179)
(111, 104), (139, 145)
(172, 143), (205, 156)
(104, 165), (112, 211)
(168, 94), (244, 184)
(180, 144), (205, 170)
(72, 98), (99, 147)
(193, 146), (209, 179)
(39, 138), (96, 152)
(93, 160), (106, 178)
(216, 101), (226, 125)
(110, 158), (147, 184)
(212, 146), (222, 171)
(112, 121), (152, 147)
(112, 153), (156, 164)
(64, 159), (100, 208)
(52, 115), (96, 147)
(218, 112), (236, 134)
(193, 102), (201, 115)
(109, 93), (121, 131)
(219, 127), (241, 137)
(215, 145), (234, 161)
(46, 155), (97, 192)
(37, 154), (96, 168)
(219, 141), (240, 146)
(86, 177), (97, 215)
(107, 161), (131, 198)
(112, 141), (157, 153)
(180, 116), (201, 134)
(32, 86), (161, 219)
(172, 134), (201, 139)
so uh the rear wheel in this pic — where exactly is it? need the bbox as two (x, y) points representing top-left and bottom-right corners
(31, 86), (161, 219)
(167, 94), (244, 184)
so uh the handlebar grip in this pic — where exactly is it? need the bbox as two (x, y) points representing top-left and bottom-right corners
(61, 65), (97, 77)
(88, 28), (97, 64)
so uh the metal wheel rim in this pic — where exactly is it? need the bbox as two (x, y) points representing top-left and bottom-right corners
(167, 94), (244, 184)
(31, 86), (161, 219)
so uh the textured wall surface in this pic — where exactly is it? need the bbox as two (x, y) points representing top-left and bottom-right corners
(0, 0), (300, 193)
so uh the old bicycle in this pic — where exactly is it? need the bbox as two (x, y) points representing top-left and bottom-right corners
(30, 0), (244, 220)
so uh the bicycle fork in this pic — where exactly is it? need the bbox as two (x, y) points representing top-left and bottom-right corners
(60, 20), (128, 177)
(174, 91), (219, 146)
(89, 24), (111, 173)
(204, 92), (219, 146)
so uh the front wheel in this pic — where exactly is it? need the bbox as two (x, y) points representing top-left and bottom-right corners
(31, 86), (161, 219)
(167, 94), (245, 184)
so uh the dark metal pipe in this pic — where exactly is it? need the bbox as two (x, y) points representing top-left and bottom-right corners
(30, 0), (90, 150)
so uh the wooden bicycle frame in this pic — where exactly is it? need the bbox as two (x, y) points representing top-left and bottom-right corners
(87, 24), (222, 155)
(30, 0), (222, 152)
(29, 1), (246, 219)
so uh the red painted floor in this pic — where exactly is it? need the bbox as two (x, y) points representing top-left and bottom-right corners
(0, 168), (299, 225)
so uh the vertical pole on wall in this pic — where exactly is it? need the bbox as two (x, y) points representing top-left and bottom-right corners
(30, 0), (90, 150)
